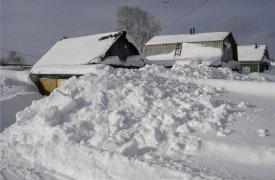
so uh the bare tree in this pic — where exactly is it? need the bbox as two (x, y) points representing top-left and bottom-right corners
(0, 57), (6, 65)
(6, 51), (25, 64)
(117, 5), (161, 51)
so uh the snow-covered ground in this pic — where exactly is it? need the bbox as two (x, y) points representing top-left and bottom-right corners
(0, 67), (42, 132)
(0, 64), (275, 179)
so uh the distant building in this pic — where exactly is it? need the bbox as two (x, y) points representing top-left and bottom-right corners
(30, 31), (145, 95)
(238, 44), (270, 73)
(144, 31), (238, 67)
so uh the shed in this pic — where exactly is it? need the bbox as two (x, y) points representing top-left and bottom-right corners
(238, 44), (270, 73)
(144, 31), (238, 67)
(30, 31), (145, 95)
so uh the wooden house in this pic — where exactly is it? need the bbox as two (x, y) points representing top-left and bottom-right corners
(30, 31), (145, 95)
(238, 44), (270, 73)
(144, 31), (238, 67)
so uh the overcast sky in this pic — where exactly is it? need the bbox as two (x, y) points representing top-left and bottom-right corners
(1, 0), (275, 64)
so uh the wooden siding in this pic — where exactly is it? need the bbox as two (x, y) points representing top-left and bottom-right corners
(144, 43), (177, 56)
(144, 41), (223, 57)
(37, 78), (67, 95)
(144, 32), (238, 63)
(191, 41), (223, 49)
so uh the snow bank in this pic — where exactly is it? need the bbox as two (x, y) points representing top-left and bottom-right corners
(0, 64), (246, 179)
(1, 64), (274, 179)
(203, 140), (275, 166)
(171, 64), (266, 81)
(0, 69), (42, 132)
(262, 65), (275, 82)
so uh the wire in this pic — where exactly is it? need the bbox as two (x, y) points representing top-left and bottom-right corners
(1, 28), (54, 45)
(163, 0), (211, 30)
(1, 48), (40, 59)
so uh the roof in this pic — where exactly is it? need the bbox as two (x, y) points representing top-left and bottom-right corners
(33, 31), (125, 68)
(145, 32), (231, 45)
(238, 45), (267, 62)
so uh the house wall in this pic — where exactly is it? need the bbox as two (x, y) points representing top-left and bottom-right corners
(104, 32), (139, 61)
(224, 34), (238, 60)
(144, 36), (238, 63)
(144, 41), (224, 57)
(191, 41), (223, 49)
(240, 63), (259, 73)
(30, 74), (81, 95)
(144, 43), (177, 56)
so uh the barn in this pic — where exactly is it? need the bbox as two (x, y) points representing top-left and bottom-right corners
(144, 31), (238, 67)
(30, 31), (145, 95)
(238, 44), (270, 73)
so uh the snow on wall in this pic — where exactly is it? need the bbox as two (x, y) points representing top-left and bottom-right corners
(145, 32), (230, 45)
(238, 45), (267, 62)
(146, 43), (222, 66)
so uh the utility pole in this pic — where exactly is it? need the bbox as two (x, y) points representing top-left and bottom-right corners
(161, 0), (169, 34)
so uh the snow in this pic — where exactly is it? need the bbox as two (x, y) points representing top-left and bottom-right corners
(34, 31), (122, 67)
(31, 56), (145, 75)
(146, 43), (222, 66)
(145, 32), (230, 45)
(0, 67), (42, 132)
(31, 31), (144, 74)
(1, 64), (275, 179)
(30, 64), (105, 75)
(238, 45), (267, 62)
(221, 60), (240, 71)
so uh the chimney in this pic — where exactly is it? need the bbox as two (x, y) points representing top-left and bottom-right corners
(190, 28), (193, 34)
(192, 27), (195, 34)
(255, 43), (258, 49)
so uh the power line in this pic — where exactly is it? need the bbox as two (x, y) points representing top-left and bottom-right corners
(1, 28), (54, 45)
(1, 48), (40, 59)
(163, 0), (211, 30)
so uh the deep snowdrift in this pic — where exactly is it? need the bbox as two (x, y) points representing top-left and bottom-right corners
(1, 64), (274, 179)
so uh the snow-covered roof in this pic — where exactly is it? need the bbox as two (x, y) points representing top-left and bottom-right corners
(146, 43), (222, 66)
(33, 31), (125, 68)
(238, 45), (267, 62)
(31, 56), (145, 74)
(145, 32), (230, 45)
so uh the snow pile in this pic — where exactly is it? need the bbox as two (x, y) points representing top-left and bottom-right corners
(1, 64), (247, 179)
(170, 64), (266, 81)
(262, 65), (275, 82)
(146, 43), (222, 66)
(0, 69), (42, 132)
(1, 64), (275, 179)
(221, 60), (240, 71)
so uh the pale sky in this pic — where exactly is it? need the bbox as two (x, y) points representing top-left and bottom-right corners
(1, 0), (275, 64)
